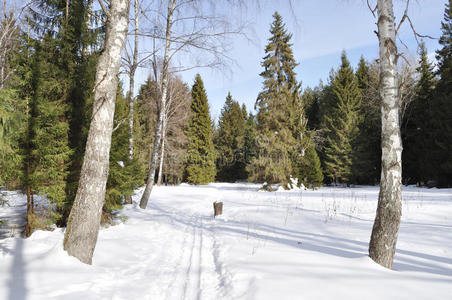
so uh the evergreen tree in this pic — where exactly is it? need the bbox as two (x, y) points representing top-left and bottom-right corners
(295, 141), (323, 188)
(431, 0), (452, 187)
(243, 112), (258, 179)
(185, 74), (216, 184)
(215, 92), (247, 182)
(323, 51), (362, 184)
(104, 84), (144, 219)
(303, 86), (322, 130)
(403, 43), (436, 185)
(249, 12), (320, 188)
(27, 37), (72, 225)
(353, 57), (381, 184)
(21, 0), (101, 227)
(0, 20), (25, 188)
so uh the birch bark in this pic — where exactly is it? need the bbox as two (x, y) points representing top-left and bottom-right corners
(139, 0), (176, 209)
(63, 0), (130, 264)
(369, 0), (403, 269)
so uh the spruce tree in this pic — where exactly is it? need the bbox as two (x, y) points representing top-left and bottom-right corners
(403, 43), (436, 185)
(323, 51), (362, 184)
(105, 84), (144, 217)
(243, 112), (257, 179)
(215, 92), (247, 182)
(185, 74), (216, 184)
(25, 0), (101, 226)
(249, 12), (320, 188)
(353, 56), (381, 184)
(28, 37), (72, 225)
(431, 0), (452, 187)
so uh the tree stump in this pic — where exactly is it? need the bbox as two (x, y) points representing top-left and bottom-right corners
(213, 201), (223, 218)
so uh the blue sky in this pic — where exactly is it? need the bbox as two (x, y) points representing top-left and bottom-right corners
(131, 0), (446, 121)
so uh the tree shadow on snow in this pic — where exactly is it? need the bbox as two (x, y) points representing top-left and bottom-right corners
(8, 237), (27, 300)
(147, 201), (452, 279)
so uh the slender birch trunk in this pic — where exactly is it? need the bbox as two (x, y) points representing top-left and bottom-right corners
(124, 0), (139, 205)
(157, 116), (166, 185)
(139, 0), (176, 209)
(128, 0), (139, 161)
(63, 0), (130, 264)
(369, 0), (403, 269)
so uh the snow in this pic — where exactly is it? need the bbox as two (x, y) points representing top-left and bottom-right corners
(1, 183), (451, 299)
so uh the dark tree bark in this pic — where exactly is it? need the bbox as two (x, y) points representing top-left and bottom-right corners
(63, 0), (130, 264)
(369, 0), (403, 269)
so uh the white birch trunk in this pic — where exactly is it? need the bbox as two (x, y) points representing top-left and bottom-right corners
(157, 116), (166, 185)
(369, 0), (403, 269)
(139, 0), (175, 209)
(63, 0), (130, 264)
(124, 0), (139, 205)
(128, 0), (139, 161)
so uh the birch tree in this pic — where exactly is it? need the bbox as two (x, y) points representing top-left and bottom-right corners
(156, 76), (190, 185)
(63, 0), (130, 264)
(139, 0), (244, 208)
(367, 0), (434, 269)
(121, 0), (142, 204)
(368, 0), (402, 269)
(139, 0), (175, 208)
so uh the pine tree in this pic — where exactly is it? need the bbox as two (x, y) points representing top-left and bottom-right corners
(185, 74), (216, 184)
(323, 51), (362, 184)
(431, 0), (452, 187)
(403, 43), (436, 185)
(215, 92), (247, 182)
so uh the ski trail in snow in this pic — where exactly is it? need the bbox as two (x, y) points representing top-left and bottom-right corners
(161, 203), (231, 300)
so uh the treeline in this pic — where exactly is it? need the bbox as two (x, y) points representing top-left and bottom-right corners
(213, 10), (452, 189)
(1, 1), (452, 237)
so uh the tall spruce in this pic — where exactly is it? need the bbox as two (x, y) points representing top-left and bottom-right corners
(249, 12), (318, 189)
(29, 38), (72, 225)
(322, 51), (362, 184)
(0, 18), (24, 189)
(403, 43), (436, 185)
(215, 92), (247, 182)
(353, 56), (381, 184)
(23, 0), (101, 228)
(64, 0), (101, 223)
(431, 0), (452, 187)
(184, 74), (216, 184)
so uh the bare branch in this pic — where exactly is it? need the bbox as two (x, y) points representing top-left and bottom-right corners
(112, 118), (127, 132)
(367, 0), (377, 18)
(98, 0), (110, 18)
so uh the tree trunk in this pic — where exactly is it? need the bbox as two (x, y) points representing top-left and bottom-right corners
(63, 0), (130, 265)
(369, 0), (403, 269)
(124, 0), (139, 205)
(157, 114), (167, 185)
(139, 0), (175, 209)
(25, 185), (33, 237)
(128, 0), (139, 161)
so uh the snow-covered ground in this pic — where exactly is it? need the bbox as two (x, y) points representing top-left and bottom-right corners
(1, 183), (451, 300)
